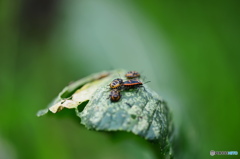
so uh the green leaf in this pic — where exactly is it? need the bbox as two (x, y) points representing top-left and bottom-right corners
(37, 69), (173, 157)
(78, 76), (173, 156)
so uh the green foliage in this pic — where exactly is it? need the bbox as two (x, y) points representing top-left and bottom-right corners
(38, 70), (173, 158)
(1, 0), (240, 159)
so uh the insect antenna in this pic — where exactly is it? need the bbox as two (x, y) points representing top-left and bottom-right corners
(141, 76), (150, 84)
(143, 81), (151, 84)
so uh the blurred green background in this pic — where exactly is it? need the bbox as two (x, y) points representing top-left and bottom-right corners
(0, 0), (239, 159)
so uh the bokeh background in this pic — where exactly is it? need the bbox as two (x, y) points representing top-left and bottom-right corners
(0, 0), (239, 159)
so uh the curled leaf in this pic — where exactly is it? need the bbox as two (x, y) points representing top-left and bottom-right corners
(37, 70), (112, 116)
(37, 69), (173, 157)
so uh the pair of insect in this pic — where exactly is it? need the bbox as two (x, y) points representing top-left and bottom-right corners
(109, 71), (144, 102)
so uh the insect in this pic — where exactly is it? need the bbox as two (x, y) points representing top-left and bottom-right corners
(123, 79), (143, 90)
(125, 71), (140, 79)
(109, 89), (121, 102)
(109, 78), (123, 90)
